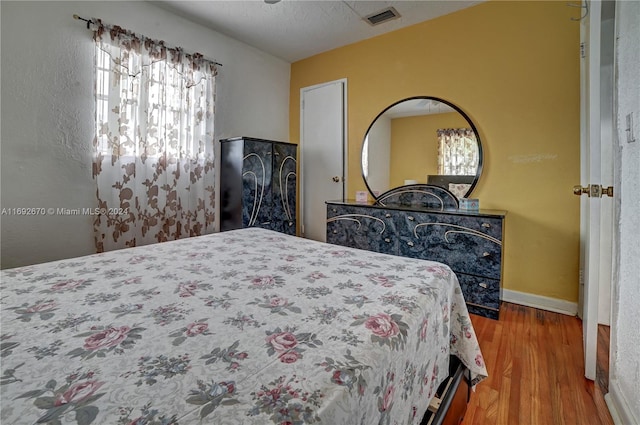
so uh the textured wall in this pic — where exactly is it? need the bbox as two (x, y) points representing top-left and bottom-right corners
(611, 1), (640, 422)
(0, 1), (290, 268)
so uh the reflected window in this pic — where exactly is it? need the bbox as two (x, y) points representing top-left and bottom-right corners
(437, 128), (479, 175)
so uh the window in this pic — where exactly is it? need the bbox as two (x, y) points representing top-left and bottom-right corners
(92, 21), (217, 252)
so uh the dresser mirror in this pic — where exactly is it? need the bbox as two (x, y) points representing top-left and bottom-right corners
(361, 96), (483, 200)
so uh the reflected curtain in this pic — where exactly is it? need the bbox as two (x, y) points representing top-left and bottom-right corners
(437, 128), (478, 175)
(92, 20), (217, 253)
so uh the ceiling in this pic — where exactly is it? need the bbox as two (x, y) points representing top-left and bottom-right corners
(384, 98), (455, 119)
(152, 1), (482, 63)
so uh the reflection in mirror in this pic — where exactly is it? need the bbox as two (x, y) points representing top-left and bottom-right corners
(362, 97), (482, 200)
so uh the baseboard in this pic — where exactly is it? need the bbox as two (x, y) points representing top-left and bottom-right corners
(502, 289), (578, 316)
(605, 379), (639, 425)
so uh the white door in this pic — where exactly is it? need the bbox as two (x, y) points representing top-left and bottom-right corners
(300, 79), (347, 242)
(596, 1), (615, 327)
(577, 0), (615, 381)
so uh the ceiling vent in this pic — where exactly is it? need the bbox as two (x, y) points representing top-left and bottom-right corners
(364, 7), (401, 26)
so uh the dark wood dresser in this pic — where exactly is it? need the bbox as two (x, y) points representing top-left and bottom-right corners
(326, 196), (505, 319)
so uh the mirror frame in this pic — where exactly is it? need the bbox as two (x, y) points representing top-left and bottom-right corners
(361, 96), (484, 201)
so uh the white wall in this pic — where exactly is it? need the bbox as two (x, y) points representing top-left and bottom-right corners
(0, 1), (290, 269)
(366, 116), (391, 195)
(608, 1), (640, 423)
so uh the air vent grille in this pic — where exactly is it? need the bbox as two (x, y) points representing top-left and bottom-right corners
(365, 7), (400, 26)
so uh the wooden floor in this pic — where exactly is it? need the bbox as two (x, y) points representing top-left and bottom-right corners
(463, 302), (613, 425)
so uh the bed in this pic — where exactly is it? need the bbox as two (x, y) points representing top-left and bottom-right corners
(0, 228), (487, 424)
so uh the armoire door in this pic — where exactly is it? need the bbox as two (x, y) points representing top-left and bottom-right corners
(242, 139), (273, 230)
(272, 142), (297, 235)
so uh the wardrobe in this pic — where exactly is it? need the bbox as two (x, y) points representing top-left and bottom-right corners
(219, 137), (297, 235)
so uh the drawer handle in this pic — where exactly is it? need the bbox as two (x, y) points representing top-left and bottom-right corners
(478, 282), (488, 289)
(482, 252), (490, 257)
(482, 223), (491, 228)
(384, 238), (391, 243)
(333, 230), (337, 234)
(332, 208), (337, 212)
(408, 216), (415, 221)
(407, 241), (414, 247)
(385, 214), (391, 218)
(289, 222), (293, 226)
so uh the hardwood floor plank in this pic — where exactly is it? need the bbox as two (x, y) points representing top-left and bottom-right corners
(463, 302), (613, 425)
(597, 324), (610, 393)
(559, 311), (582, 423)
(495, 375), (511, 425)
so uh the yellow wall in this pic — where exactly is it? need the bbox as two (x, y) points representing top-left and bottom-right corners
(390, 112), (468, 187)
(289, 1), (581, 303)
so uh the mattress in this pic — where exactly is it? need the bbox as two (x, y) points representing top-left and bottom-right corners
(0, 227), (487, 424)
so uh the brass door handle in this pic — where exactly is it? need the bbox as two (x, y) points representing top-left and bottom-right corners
(573, 184), (613, 197)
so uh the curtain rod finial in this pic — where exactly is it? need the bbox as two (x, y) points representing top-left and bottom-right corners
(73, 14), (92, 29)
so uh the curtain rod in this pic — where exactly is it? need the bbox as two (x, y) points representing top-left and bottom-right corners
(72, 14), (223, 67)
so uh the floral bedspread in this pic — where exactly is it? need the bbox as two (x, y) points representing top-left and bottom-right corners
(0, 228), (487, 425)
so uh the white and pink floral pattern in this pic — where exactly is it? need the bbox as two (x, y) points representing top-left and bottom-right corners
(0, 228), (487, 425)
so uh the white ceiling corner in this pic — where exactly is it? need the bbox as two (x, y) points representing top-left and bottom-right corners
(151, 0), (483, 63)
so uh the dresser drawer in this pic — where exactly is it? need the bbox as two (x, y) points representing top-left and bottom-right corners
(326, 204), (397, 255)
(456, 273), (501, 312)
(395, 211), (503, 240)
(394, 211), (503, 279)
(465, 303), (500, 320)
(398, 227), (502, 279)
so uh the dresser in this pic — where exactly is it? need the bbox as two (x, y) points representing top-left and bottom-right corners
(220, 137), (297, 235)
(326, 199), (506, 319)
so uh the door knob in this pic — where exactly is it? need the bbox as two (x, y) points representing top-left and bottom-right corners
(332, 176), (340, 182)
(573, 185), (589, 196)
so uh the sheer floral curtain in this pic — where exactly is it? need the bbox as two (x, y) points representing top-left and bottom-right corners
(437, 128), (478, 175)
(92, 21), (217, 253)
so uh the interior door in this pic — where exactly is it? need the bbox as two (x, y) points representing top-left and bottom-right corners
(578, 0), (601, 380)
(577, 0), (615, 381)
(300, 79), (347, 242)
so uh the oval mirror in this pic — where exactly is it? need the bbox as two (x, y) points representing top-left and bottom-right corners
(361, 96), (483, 200)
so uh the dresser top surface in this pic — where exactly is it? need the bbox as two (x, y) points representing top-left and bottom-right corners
(326, 199), (507, 218)
(220, 136), (297, 146)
